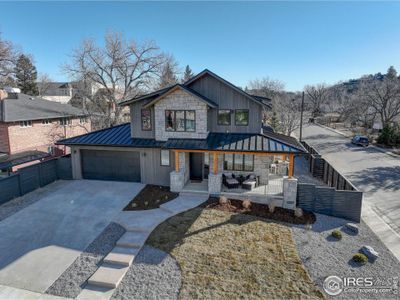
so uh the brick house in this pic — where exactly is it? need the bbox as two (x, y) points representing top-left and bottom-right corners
(0, 89), (90, 172)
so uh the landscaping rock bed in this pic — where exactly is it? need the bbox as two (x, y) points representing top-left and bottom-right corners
(123, 184), (178, 211)
(111, 245), (181, 300)
(292, 213), (400, 299)
(45, 222), (125, 298)
(205, 197), (316, 224)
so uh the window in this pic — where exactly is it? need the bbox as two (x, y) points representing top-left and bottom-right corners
(164, 110), (196, 132)
(218, 109), (231, 125)
(20, 120), (32, 128)
(80, 117), (87, 124)
(60, 117), (71, 126)
(235, 109), (249, 126)
(160, 150), (170, 166)
(141, 109), (152, 130)
(224, 153), (254, 171)
(42, 119), (51, 125)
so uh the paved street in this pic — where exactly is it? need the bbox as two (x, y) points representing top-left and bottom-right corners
(298, 124), (400, 239)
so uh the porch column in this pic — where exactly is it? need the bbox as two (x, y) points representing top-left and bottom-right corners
(213, 152), (218, 174)
(175, 150), (180, 172)
(288, 154), (295, 177)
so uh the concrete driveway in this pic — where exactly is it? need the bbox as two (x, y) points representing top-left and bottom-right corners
(0, 180), (144, 293)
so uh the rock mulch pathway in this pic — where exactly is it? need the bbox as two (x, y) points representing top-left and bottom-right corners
(291, 213), (400, 300)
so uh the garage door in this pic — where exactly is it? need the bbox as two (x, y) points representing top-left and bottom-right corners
(81, 150), (141, 182)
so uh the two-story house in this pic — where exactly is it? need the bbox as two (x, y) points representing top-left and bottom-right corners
(0, 89), (90, 172)
(57, 69), (306, 199)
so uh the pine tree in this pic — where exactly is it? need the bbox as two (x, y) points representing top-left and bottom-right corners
(387, 66), (397, 80)
(14, 54), (38, 95)
(158, 60), (179, 88)
(269, 111), (280, 132)
(182, 65), (194, 83)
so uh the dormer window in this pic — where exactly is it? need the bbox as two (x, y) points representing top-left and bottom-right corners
(141, 109), (152, 131)
(165, 110), (195, 132)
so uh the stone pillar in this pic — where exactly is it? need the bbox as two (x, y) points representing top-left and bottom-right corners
(170, 170), (185, 192)
(71, 147), (82, 179)
(208, 173), (222, 195)
(283, 176), (297, 210)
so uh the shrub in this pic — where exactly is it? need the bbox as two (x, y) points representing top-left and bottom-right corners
(219, 196), (229, 205)
(268, 203), (276, 213)
(242, 199), (252, 209)
(331, 230), (342, 240)
(352, 253), (368, 264)
(294, 208), (303, 218)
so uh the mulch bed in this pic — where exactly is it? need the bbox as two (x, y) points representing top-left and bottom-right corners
(203, 197), (316, 225)
(123, 185), (178, 211)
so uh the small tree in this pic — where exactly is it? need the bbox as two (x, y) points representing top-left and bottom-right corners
(37, 73), (52, 96)
(14, 54), (38, 95)
(268, 111), (280, 132)
(158, 56), (179, 88)
(182, 65), (194, 83)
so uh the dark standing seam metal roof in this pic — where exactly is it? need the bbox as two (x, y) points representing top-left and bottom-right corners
(56, 123), (165, 148)
(163, 132), (307, 154)
(0, 93), (87, 122)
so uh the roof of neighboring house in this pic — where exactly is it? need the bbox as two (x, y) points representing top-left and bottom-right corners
(37, 82), (71, 96)
(119, 69), (272, 109)
(0, 150), (51, 170)
(143, 84), (218, 108)
(0, 93), (87, 122)
(56, 123), (165, 148)
(164, 132), (306, 154)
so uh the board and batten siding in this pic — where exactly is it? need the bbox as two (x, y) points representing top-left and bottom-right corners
(71, 146), (174, 186)
(188, 73), (263, 134)
(130, 99), (155, 139)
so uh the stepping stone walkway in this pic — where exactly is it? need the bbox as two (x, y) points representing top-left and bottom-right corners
(77, 192), (208, 300)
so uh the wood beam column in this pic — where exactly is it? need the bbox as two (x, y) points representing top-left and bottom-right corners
(213, 152), (218, 175)
(288, 154), (295, 177)
(175, 151), (180, 172)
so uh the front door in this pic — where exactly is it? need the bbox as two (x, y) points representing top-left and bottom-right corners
(190, 153), (203, 180)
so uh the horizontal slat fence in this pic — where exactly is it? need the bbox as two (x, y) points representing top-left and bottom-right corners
(0, 155), (72, 205)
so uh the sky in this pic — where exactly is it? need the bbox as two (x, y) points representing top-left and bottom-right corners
(1, 1), (399, 91)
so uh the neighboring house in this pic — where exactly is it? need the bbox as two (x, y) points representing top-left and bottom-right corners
(57, 69), (306, 202)
(0, 89), (91, 172)
(37, 81), (99, 104)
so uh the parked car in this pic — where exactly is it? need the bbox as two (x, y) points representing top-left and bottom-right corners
(352, 135), (369, 147)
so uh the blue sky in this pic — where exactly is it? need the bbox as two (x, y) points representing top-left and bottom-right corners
(1, 1), (399, 91)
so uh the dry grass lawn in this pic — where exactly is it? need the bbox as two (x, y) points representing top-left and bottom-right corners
(146, 207), (324, 300)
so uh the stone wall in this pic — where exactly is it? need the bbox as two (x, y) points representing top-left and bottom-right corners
(154, 89), (208, 141)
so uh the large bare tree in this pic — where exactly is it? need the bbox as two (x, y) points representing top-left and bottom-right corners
(247, 77), (285, 100)
(0, 34), (18, 87)
(305, 83), (329, 117)
(272, 92), (302, 136)
(359, 66), (400, 128)
(64, 32), (166, 128)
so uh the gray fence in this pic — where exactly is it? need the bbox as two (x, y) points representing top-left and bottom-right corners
(0, 155), (72, 205)
(297, 183), (363, 222)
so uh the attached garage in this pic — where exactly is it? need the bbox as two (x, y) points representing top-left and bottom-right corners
(80, 150), (141, 182)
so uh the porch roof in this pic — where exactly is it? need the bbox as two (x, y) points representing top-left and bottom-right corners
(163, 132), (307, 154)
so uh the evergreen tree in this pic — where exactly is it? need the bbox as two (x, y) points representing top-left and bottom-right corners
(14, 54), (38, 95)
(269, 111), (280, 132)
(387, 66), (397, 80)
(158, 59), (179, 88)
(182, 65), (194, 82)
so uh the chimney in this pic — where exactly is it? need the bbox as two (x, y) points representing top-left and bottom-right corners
(0, 89), (8, 100)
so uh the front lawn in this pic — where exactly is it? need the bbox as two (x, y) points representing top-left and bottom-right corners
(146, 207), (324, 299)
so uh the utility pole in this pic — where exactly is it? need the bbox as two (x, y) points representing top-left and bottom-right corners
(299, 91), (305, 142)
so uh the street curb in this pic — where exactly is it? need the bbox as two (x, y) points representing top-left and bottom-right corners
(315, 123), (400, 159)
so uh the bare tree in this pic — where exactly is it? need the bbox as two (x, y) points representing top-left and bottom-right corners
(158, 55), (179, 88)
(37, 73), (53, 96)
(0, 33), (18, 86)
(273, 93), (302, 135)
(359, 66), (400, 128)
(63, 32), (166, 128)
(247, 77), (285, 100)
(305, 83), (329, 117)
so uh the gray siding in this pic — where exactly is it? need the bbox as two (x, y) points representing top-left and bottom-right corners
(130, 99), (155, 139)
(140, 148), (174, 186)
(188, 74), (263, 133)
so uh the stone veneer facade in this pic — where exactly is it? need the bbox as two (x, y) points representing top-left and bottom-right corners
(154, 90), (208, 141)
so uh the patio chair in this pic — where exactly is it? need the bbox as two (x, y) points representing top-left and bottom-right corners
(222, 173), (240, 189)
(242, 174), (258, 190)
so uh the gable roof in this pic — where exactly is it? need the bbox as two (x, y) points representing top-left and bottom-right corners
(0, 93), (87, 122)
(143, 84), (217, 109)
(119, 69), (272, 109)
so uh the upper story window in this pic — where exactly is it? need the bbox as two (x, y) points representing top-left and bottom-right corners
(42, 119), (51, 125)
(60, 117), (71, 126)
(217, 109), (231, 125)
(235, 109), (249, 126)
(223, 153), (254, 171)
(20, 120), (32, 128)
(165, 110), (195, 132)
(141, 109), (152, 131)
(80, 117), (88, 124)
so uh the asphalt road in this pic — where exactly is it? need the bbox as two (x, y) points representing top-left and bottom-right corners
(298, 123), (400, 235)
